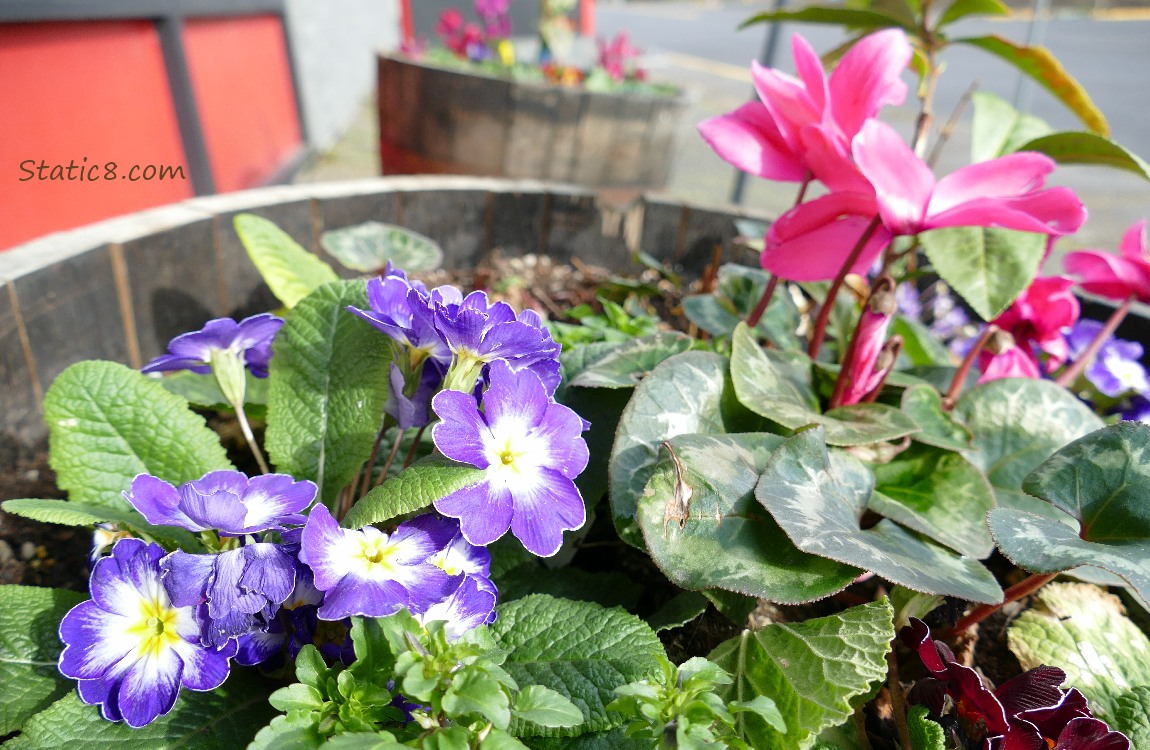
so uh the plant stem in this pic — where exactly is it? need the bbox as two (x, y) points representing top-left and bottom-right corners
(887, 644), (913, 750)
(808, 216), (883, 360)
(949, 571), (1060, 634)
(745, 275), (779, 329)
(403, 424), (428, 470)
(358, 420), (391, 499)
(927, 81), (978, 168)
(942, 325), (997, 410)
(372, 429), (406, 491)
(232, 401), (270, 474)
(1054, 294), (1135, 388)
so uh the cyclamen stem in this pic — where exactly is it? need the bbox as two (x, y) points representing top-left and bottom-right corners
(948, 571), (1060, 635)
(745, 275), (779, 329)
(942, 325), (997, 410)
(231, 400), (270, 475)
(808, 216), (884, 360)
(1054, 294), (1135, 388)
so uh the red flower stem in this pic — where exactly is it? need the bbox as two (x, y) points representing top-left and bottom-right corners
(808, 216), (883, 360)
(887, 643), (914, 750)
(1054, 294), (1135, 388)
(947, 571), (1060, 635)
(942, 325), (997, 411)
(745, 275), (779, 329)
(358, 420), (391, 499)
(400, 424), (428, 474)
(794, 172), (812, 204)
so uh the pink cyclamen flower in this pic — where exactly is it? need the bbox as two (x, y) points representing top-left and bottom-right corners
(1064, 220), (1150, 303)
(992, 275), (1080, 373)
(761, 119), (1087, 281)
(698, 28), (912, 182)
(978, 329), (1042, 384)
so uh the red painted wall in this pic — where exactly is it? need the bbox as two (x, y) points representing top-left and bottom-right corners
(0, 21), (193, 250)
(183, 15), (303, 193)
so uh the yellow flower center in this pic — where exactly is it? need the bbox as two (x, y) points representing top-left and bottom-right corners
(128, 596), (182, 658)
(357, 536), (398, 572)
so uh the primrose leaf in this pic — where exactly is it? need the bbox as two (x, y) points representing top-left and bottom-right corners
(159, 370), (268, 411)
(1007, 582), (1150, 721)
(989, 422), (1150, 603)
(709, 599), (894, 749)
(524, 727), (649, 749)
(0, 586), (86, 735)
(491, 594), (665, 737)
(0, 499), (201, 552)
(513, 685), (584, 728)
(444, 669), (511, 729)
(906, 705), (946, 750)
(869, 443), (996, 559)
(970, 91), (1054, 162)
(45, 361), (233, 511)
(348, 616), (396, 683)
(9, 670), (276, 749)
(1112, 686), (1150, 747)
(265, 280), (392, 510)
(568, 332), (694, 389)
(637, 433), (860, 604)
(954, 35), (1108, 136)
(320, 221), (443, 274)
(1019, 131), (1150, 181)
(235, 213), (339, 309)
(730, 324), (919, 446)
(609, 350), (761, 545)
(899, 384), (972, 452)
(756, 428), (1003, 603)
(954, 377), (1103, 515)
(342, 454), (486, 528)
(919, 226), (1045, 322)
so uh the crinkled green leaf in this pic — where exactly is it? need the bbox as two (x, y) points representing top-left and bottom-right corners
(757, 429), (1002, 603)
(709, 599), (894, 749)
(320, 221), (443, 274)
(637, 433), (859, 604)
(513, 686), (584, 728)
(45, 361), (233, 511)
(906, 705), (945, 750)
(523, 727), (648, 749)
(609, 350), (760, 545)
(970, 91), (1054, 162)
(0, 499), (201, 552)
(492, 594), (665, 737)
(1112, 686), (1150, 747)
(869, 443), (995, 558)
(341, 454), (487, 528)
(568, 333), (693, 389)
(245, 712), (325, 750)
(0, 586), (85, 735)
(990, 422), (1150, 602)
(919, 226), (1045, 322)
(682, 264), (801, 350)
(1007, 583), (1150, 721)
(900, 384), (972, 452)
(265, 281), (392, 510)
(10, 670), (276, 749)
(955, 36), (1108, 136)
(730, 324), (919, 446)
(1020, 131), (1150, 181)
(954, 378), (1103, 516)
(235, 213), (339, 309)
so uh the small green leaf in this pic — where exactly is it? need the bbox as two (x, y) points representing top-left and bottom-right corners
(740, 6), (912, 30)
(245, 712), (325, 750)
(235, 213), (339, 309)
(0, 499), (202, 552)
(1112, 686), (1150, 747)
(937, 0), (1009, 27)
(349, 617), (396, 684)
(919, 226), (1045, 322)
(480, 729), (532, 750)
(728, 696), (786, 734)
(513, 685), (584, 728)
(645, 591), (709, 632)
(682, 264), (800, 350)
(710, 599), (894, 749)
(1018, 131), (1150, 181)
(568, 333), (694, 389)
(955, 35), (1109, 136)
(890, 586), (945, 631)
(892, 317), (954, 368)
(1007, 583), (1150, 721)
(324, 733), (405, 750)
(970, 92), (1054, 162)
(342, 455), (487, 528)
(45, 361), (233, 511)
(320, 221), (443, 274)
(756, 429), (1003, 603)
(899, 384), (972, 452)
(906, 704), (946, 750)
(268, 683), (324, 712)
(444, 669), (511, 729)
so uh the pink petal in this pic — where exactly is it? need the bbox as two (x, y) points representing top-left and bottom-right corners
(752, 59), (820, 149)
(1064, 250), (1150, 302)
(978, 347), (1041, 383)
(853, 120), (933, 235)
(828, 28), (912, 137)
(929, 152), (1054, 215)
(1119, 219), (1149, 259)
(799, 124), (870, 193)
(762, 192), (891, 281)
(698, 103), (806, 182)
(924, 188), (1085, 236)
(790, 33), (828, 118)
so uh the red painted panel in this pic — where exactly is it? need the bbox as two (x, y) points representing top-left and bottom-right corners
(0, 21), (193, 250)
(183, 15), (302, 193)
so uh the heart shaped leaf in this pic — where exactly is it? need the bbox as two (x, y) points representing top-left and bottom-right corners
(900, 384), (973, 452)
(569, 333), (694, 389)
(320, 221), (443, 273)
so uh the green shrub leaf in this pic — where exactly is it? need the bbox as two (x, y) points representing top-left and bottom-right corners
(1112, 686), (1150, 747)
(1019, 131), (1150, 180)
(235, 213), (338, 309)
(919, 226), (1045, 322)
(970, 91), (1053, 162)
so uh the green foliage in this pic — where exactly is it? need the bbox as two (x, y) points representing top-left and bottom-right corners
(906, 705), (945, 750)
(740, 6), (914, 31)
(645, 592), (710, 632)
(342, 455), (486, 529)
(0, 499), (201, 552)
(970, 92), (1053, 162)
(549, 297), (661, 348)
(44, 361), (233, 511)
(235, 213), (339, 309)
(265, 280), (392, 509)
(159, 369), (269, 413)
(567, 333), (694, 389)
(320, 221), (444, 274)
(681, 264), (801, 350)
(899, 384), (972, 452)
(1111, 686), (1150, 748)
(1020, 131), (1150, 180)
(709, 599), (894, 749)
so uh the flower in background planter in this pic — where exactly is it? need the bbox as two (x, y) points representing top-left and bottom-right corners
(58, 538), (235, 728)
(431, 360), (588, 557)
(299, 505), (454, 620)
(598, 32), (643, 83)
(992, 275), (1080, 374)
(1064, 219), (1150, 303)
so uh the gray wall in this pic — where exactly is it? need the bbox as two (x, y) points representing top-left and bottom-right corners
(285, 0), (401, 150)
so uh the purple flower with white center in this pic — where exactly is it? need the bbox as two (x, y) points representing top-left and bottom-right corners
(347, 267), (455, 368)
(431, 359), (589, 557)
(142, 313), (283, 379)
(1122, 394), (1150, 423)
(125, 471), (316, 536)
(58, 538), (236, 728)
(1088, 338), (1149, 397)
(418, 575), (498, 641)
(404, 514), (491, 578)
(387, 360), (444, 430)
(298, 505), (455, 620)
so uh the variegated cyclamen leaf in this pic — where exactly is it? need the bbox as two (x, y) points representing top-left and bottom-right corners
(320, 221), (444, 274)
(989, 422), (1150, 604)
(900, 384), (973, 452)
(682, 263), (801, 349)
(756, 428), (1002, 604)
(637, 434), (859, 604)
(730, 324), (919, 446)
(568, 332), (694, 389)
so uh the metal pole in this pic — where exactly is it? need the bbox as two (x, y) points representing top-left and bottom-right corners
(730, 0), (787, 205)
(1012, 0), (1050, 113)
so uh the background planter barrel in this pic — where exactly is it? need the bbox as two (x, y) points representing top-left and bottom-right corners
(377, 54), (689, 189)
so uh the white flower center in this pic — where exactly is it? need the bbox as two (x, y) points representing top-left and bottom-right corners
(1110, 357), (1149, 393)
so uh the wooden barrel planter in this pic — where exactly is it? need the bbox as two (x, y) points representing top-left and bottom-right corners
(377, 54), (689, 190)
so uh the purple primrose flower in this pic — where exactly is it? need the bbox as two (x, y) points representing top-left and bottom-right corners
(58, 538), (236, 728)
(142, 313), (283, 378)
(431, 359), (588, 557)
(403, 514), (497, 639)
